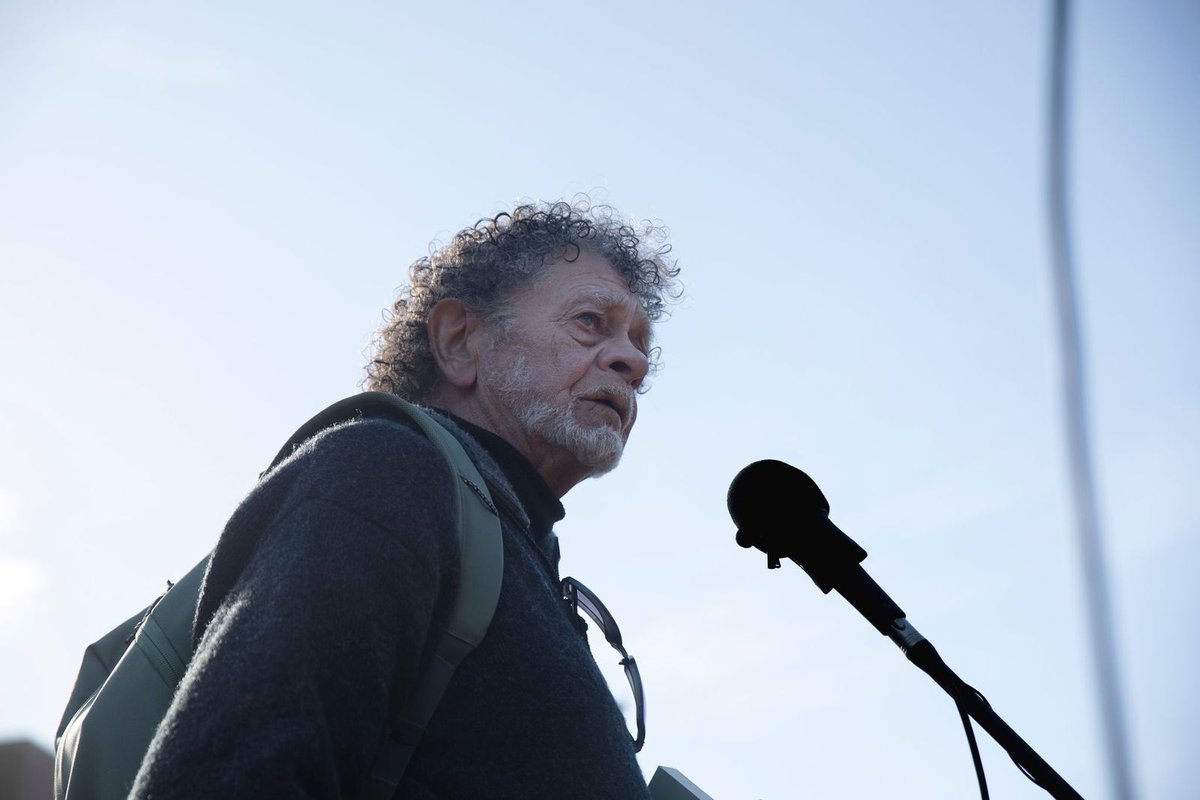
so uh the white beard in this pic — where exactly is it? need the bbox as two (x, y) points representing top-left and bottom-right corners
(484, 348), (625, 477)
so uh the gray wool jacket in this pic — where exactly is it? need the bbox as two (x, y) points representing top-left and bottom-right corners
(129, 410), (651, 799)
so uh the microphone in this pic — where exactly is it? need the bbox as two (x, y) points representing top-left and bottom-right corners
(727, 459), (920, 647)
(729, 460), (1087, 799)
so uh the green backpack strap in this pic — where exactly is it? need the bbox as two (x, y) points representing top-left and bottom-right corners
(359, 395), (505, 798)
(54, 393), (503, 800)
(268, 392), (504, 652)
(267, 392), (507, 798)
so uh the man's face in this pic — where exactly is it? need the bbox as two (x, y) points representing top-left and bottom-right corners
(473, 250), (652, 495)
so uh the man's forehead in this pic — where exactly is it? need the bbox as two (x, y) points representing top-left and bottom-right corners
(515, 251), (652, 328)
(570, 285), (639, 310)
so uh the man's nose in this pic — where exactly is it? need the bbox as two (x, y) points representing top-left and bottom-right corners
(599, 335), (650, 387)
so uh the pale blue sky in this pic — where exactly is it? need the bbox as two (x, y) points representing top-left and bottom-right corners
(1, 2), (1196, 798)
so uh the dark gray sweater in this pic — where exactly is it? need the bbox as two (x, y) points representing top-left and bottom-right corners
(130, 412), (650, 799)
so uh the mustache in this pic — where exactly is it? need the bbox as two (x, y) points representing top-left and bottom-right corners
(578, 384), (635, 423)
(582, 384), (634, 404)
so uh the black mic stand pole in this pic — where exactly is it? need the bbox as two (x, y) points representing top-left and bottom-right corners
(745, 534), (1084, 800)
(888, 619), (1083, 800)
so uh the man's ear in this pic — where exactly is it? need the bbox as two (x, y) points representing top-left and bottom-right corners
(428, 298), (481, 390)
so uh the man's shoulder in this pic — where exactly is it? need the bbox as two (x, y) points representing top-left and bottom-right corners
(301, 414), (438, 462)
(251, 404), (517, 534)
(301, 412), (450, 480)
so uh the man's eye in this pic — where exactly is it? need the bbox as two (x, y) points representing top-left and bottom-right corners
(577, 312), (602, 328)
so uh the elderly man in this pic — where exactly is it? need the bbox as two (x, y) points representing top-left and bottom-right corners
(129, 200), (680, 799)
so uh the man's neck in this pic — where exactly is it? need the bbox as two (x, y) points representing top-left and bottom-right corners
(431, 393), (589, 497)
(434, 409), (565, 543)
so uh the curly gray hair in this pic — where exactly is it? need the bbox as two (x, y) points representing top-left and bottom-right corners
(365, 198), (682, 402)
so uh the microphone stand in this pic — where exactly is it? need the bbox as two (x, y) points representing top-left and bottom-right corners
(747, 538), (1084, 799)
(887, 617), (1083, 800)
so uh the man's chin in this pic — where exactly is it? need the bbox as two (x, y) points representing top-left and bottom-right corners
(516, 401), (626, 476)
(576, 431), (625, 476)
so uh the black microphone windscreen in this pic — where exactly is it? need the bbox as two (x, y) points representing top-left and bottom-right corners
(726, 459), (830, 531)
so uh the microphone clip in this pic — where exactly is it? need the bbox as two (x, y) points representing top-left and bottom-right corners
(735, 527), (783, 568)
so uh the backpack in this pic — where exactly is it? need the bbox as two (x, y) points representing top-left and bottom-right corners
(52, 393), (505, 800)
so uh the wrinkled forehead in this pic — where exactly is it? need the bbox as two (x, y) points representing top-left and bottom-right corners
(516, 251), (653, 324)
(549, 251), (648, 302)
(555, 259), (652, 329)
